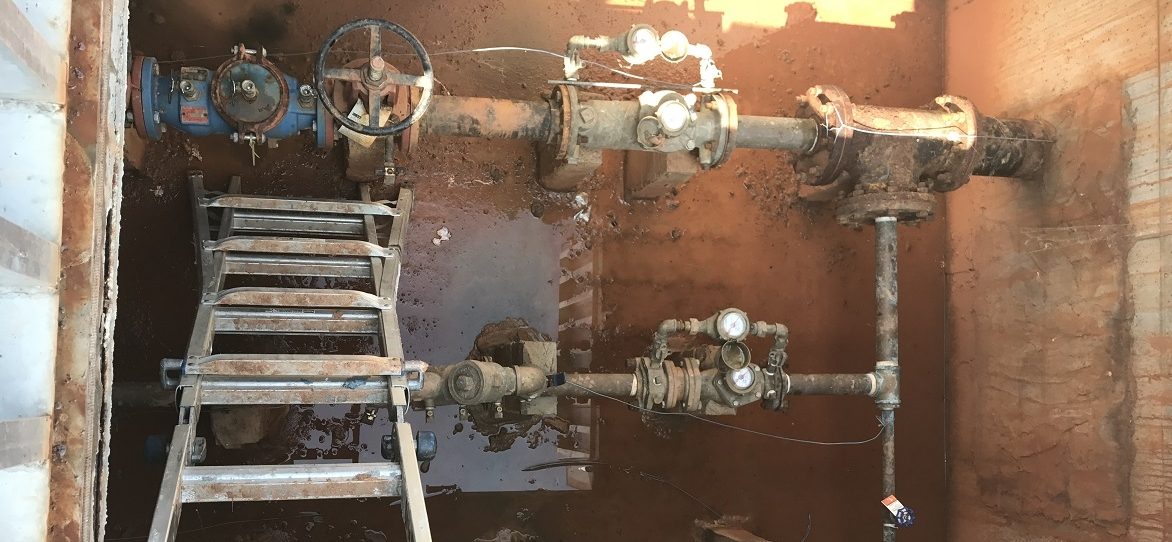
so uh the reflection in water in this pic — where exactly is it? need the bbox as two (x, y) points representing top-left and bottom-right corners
(282, 209), (597, 493)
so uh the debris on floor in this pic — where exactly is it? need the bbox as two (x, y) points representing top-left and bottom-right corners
(433, 226), (452, 246)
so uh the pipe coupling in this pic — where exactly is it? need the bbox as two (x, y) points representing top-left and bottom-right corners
(874, 360), (900, 409)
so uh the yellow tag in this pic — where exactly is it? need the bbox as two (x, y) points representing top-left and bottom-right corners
(338, 101), (393, 147)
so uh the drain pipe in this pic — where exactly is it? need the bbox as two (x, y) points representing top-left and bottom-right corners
(874, 216), (901, 542)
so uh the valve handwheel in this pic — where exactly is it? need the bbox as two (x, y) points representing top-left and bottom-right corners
(315, 18), (433, 137)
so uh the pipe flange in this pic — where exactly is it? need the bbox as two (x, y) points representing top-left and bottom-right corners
(682, 358), (703, 412)
(929, 95), (980, 192)
(663, 360), (685, 409)
(699, 93), (737, 169)
(793, 84), (854, 186)
(633, 357), (666, 410)
(129, 55), (154, 140)
(392, 85), (422, 155)
(548, 84), (579, 161)
(761, 368), (788, 411)
(836, 191), (936, 227)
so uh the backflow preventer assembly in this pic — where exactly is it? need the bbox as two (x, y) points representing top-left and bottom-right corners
(133, 18), (1053, 542)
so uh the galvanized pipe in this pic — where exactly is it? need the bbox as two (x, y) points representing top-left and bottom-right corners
(787, 373), (877, 396)
(874, 215), (900, 542)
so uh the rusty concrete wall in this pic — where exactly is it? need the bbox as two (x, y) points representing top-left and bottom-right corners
(50, 0), (129, 539)
(945, 1), (1170, 540)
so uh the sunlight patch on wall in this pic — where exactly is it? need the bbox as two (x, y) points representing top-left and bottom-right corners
(603, 0), (915, 30)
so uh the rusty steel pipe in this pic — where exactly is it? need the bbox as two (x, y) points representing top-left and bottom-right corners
(787, 373), (877, 396)
(875, 217), (899, 367)
(419, 95), (554, 141)
(874, 215), (900, 542)
(543, 373), (637, 397)
(972, 116), (1052, 178)
(412, 93), (1051, 200)
(736, 116), (818, 151)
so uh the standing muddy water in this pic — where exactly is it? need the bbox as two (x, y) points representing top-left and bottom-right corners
(110, 1), (946, 540)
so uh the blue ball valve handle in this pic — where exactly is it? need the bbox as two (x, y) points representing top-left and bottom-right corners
(314, 19), (435, 137)
(894, 506), (916, 528)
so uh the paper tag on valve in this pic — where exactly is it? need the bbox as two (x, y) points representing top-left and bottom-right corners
(338, 101), (393, 148)
(882, 495), (916, 528)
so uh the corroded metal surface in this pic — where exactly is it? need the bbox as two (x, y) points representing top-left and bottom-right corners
(204, 195), (401, 216)
(210, 236), (395, 257)
(793, 84), (1053, 227)
(51, 0), (128, 539)
(209, 48), (290, 135)
(421, 95), (554, 141)
(211, 287), (391, 309)
(786, 373), (877, 396)
(543, 373), (637, 397)
(180, 463), (403, 502)
(185, 354), (406, 376)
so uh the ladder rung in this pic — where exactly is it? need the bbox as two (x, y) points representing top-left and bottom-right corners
(205, 195), (401, 216)
(222, 254), (373, 279)
(214, 308), (381, 335)
(231, 214), (367, 239)
(186, 354), (403, 376)
(212, 287), (391, 309)
(181, 463), (403, 503)
(211, 236), (396, 257)
(198, 377), (392, 405)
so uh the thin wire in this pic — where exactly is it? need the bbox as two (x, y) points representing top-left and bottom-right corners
(824, 102), (1054, 143)
(417, 46), (696, 88)
(155, 53), (233, 64)
(156, 45), (699, 89)
(800, 512), (813, 542)
(564, 381), (886, 446)
(638, 470), (723, 518)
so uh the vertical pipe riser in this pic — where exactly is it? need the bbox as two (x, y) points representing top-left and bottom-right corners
(875, 218), (899, 364)
(874, 217), (900, 542)
(881, 409), (897, 542)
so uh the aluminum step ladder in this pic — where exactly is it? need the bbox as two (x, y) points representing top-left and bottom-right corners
(148, 172), (431, 541)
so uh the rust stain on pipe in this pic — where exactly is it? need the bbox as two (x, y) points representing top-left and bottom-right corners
(543, 373), (636, 397)
(420, 95), (553, 141)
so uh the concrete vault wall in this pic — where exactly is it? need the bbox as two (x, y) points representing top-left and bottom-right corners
(945, 1), (1171, 540)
